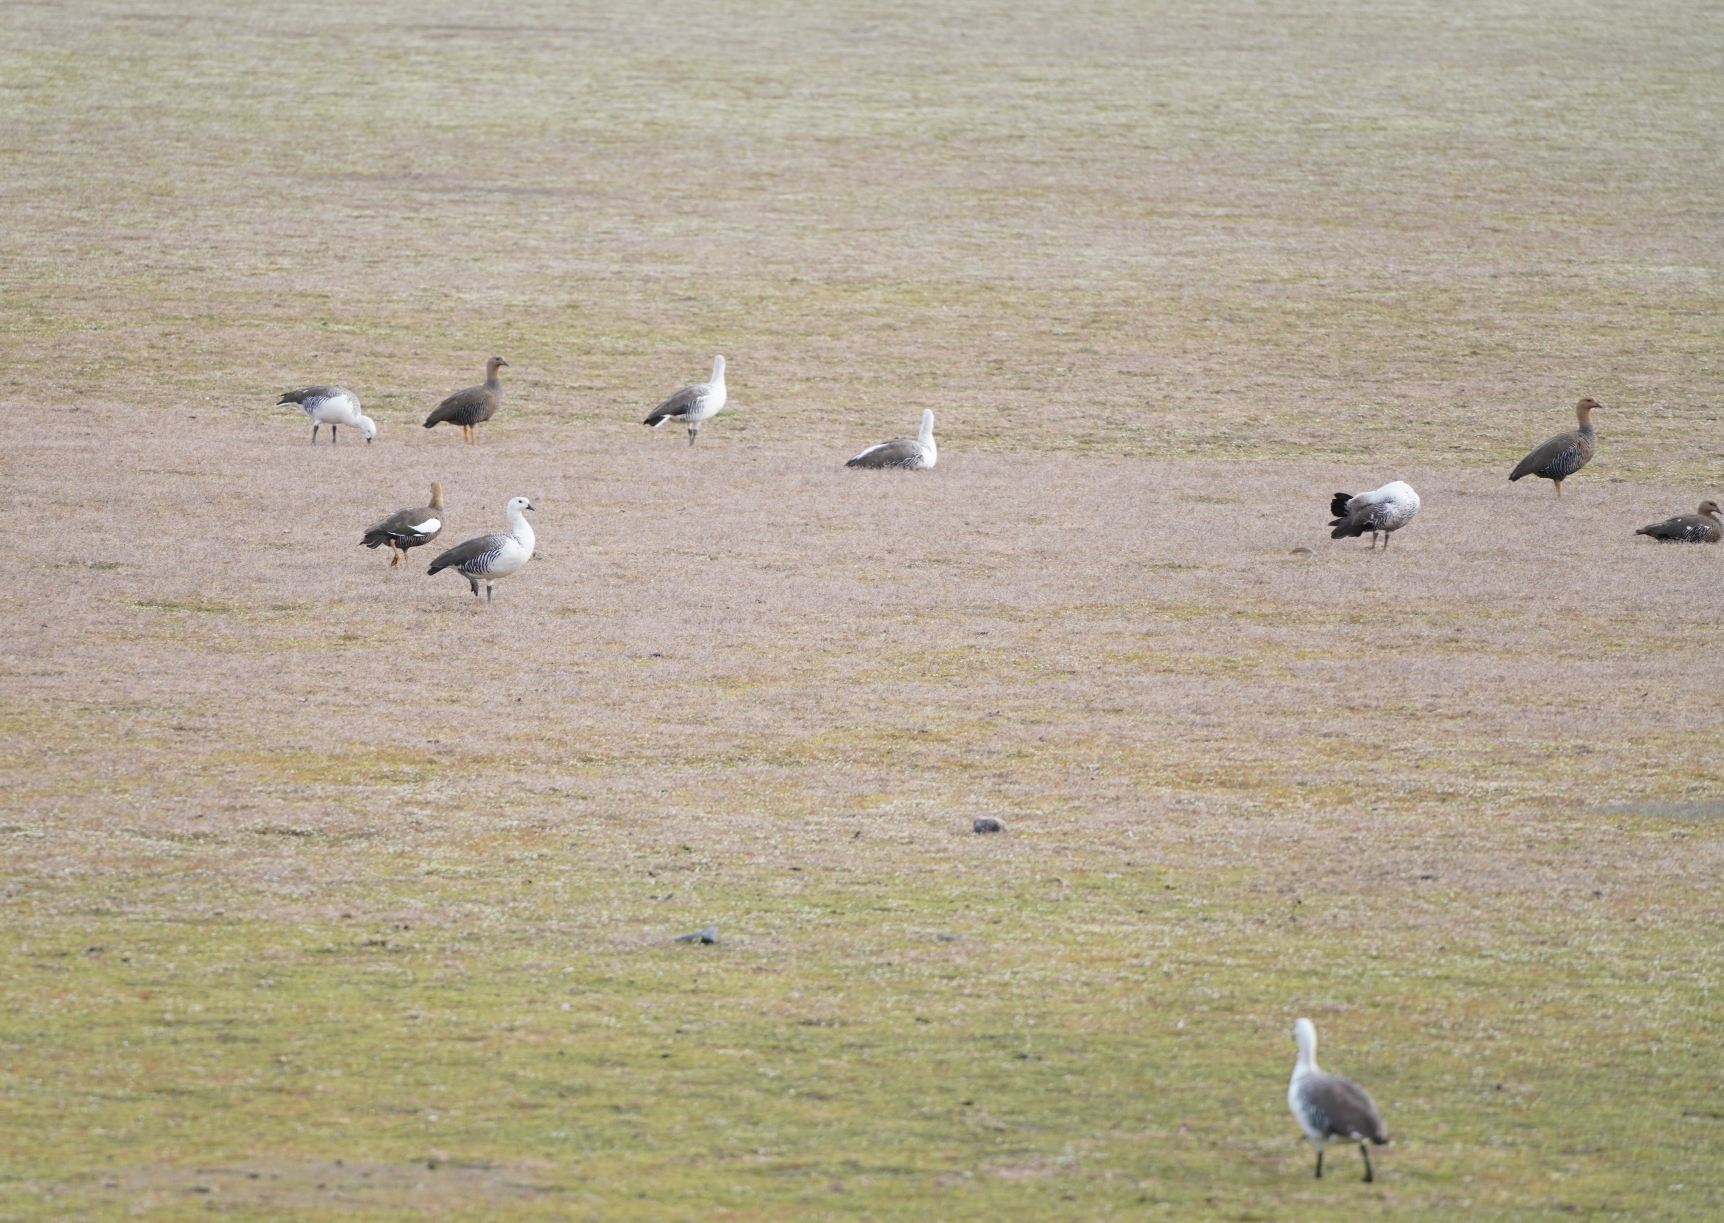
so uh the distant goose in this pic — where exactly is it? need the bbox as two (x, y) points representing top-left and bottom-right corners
(1328, 481), (1419, 549)
(1288, 1018), (1390, 1182)
(278, 385), (375, 444)
(1636, 499), (1722, 543)
(361, 482), (446, 567)
(427, 496), (536, 603)
(423, 357), (508, 443)
(847, 409), (937, 470)
(1510, 397), (1599, 495)
(643, 355), (726, 445)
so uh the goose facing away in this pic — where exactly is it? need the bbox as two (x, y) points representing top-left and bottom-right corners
(1636, 499), (1722, 543)
(427, 496), (536, 603)
(1510, 397), (1599, 495)
(361, 482), (446, 567)
(1328, 481), (1419, 549)
(1289, 1018), (1389, 1182)
(423, 357), (508, 443)
(643, 355), (726, 445)
(278, 385), (375, 444)
(847, 409), (937, 470)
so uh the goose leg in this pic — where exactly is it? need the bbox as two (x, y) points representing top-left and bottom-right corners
(468, 576), (480, 598)
(311, 424), (320, 444)
(333, 425), (339, 444)
(687, 423), (698, 445)
(1553, 479), (1563, 497)
(1359, 1143), (1373, 1183)
(390, 548), (400, 568)
(485, 581), (494, 604)
(1314, 1148), (1324, 1179)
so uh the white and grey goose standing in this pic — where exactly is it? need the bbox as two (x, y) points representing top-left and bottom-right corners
(278, 385), (376, 444)
(846, 409), (937, 469)
(427, 496), (536, 603)
(1328, 481), (1419, 549)
(1288, 1018), (1390, 1181)
(642, 355), (726, 445)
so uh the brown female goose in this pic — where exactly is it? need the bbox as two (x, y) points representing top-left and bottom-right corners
(1636, 500), (1722, 543)
(361, 482), (446, 566)
(423, 357), (508, 443)
(1510, 397), (1599, 495)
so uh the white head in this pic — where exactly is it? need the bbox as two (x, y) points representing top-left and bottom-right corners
(506, 496), (535, 516)
(1294, 1018), (1318, 1068)
(711, 355), (726, 381)
(358, 414), (377, 443)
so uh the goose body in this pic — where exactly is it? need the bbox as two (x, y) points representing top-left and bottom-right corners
(643, 356), (727, 445)
(1328, 481), (1419, 549)
(423, 357), (508, 443)
(1289, 1018), (1389, 1182)
(1636, 499), (1722, 543)
(427, 496), (536, 603)
(847, 409), (937, 470)
(362, 482), (446, 567)
(1511, 398), (1599, 495)
(278, 385), (375, 444)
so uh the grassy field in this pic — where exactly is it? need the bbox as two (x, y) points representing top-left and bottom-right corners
(3, 1), (1723, 1219)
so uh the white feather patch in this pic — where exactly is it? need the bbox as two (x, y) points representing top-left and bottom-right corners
(412, 518), (441, 535)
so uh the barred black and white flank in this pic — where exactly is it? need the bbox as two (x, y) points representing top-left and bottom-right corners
(846, 409), (937, 470)
(643, 355), (726, 445)
(278, 385), (375, 444)
(1288, 1018), (1390, 1182)
(427, 495), (536, 604)
(1328, 481), (1419, 549)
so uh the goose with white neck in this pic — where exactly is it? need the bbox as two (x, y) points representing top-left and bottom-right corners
(427, 496), (536, 603)
(846, 409), (937, 469)
(278, 385), (376, 445)
(643, 355), (727, 445)
(1288, 1018), (1389, 1181)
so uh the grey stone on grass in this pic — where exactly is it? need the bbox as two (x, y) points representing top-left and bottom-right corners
(972, 817), (1005, 834)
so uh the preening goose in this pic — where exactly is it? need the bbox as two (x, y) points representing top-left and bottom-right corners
(1636, 499), (1722, 543)
(643, 355), (726, 445)
(361, 482), (446, 567)
(1328, 481), (1419, 549)
(1511, 397), (1599, 495)
(846, 409), (937, 470)
(423, 357), (508, 443)
(278, 385), (375, 444)
(1288, 1018), (1390, 1182)
(427, 496), (535, 603)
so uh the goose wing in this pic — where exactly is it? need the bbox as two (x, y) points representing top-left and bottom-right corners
(1302, 1073), (1389, 1143)
(847, 438), (921, 468)
(424, 384), (495, 428)
(1511, 429), (1590, 481)
(643, 383), (710, 425)
(428, 533), (510, 575)
(363, 506), (443, 548)
(1637, 514), (1719, 542)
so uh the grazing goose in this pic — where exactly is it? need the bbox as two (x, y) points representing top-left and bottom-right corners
(643, 355), (726, 445)
(361, 482), (446, 567)
(423, 357), (508, 443)
(846, 409), (937, 470)
(1510, 397), (1599, 495)
(1288, 1018), (1390, 1182)
(1328, 481), (1419, 549)
(278, 385), (375, 444)
(1636, 499), (1722, 543)
(427, 496), (535, 603)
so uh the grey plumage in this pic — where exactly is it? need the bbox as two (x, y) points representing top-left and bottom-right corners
(972, 817), (1005, 833)
(424, 357), (508, 443)
(675, 926), (719, 944)
(1289, 1018), (1389, 1182)
(643, 355), (727, 445)
(426, 496), (536, 603)
(1636, 499), (1722, 543)
(1327, 481), (1419, 549)
(847, 408), (938, 470)
(1510, 397), (1599, 495)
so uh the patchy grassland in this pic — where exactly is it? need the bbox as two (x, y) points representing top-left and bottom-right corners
(3, 1), (1723, 1220)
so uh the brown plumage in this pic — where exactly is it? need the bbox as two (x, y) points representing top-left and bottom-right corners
(1636, 499), (1722, 543)
(1509, 397), (1599, 495)
(361, 482), (446, 567)
(423, 357), (508, 443)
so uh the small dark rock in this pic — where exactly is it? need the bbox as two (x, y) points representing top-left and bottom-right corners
(972, 817), (1005, 834)
(1290, 546), (1314, 555)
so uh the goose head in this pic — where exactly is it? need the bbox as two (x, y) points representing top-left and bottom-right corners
(487, 356), (510, 378)
(1699, 499), (1721, 519)
(357, 414), (377, 443)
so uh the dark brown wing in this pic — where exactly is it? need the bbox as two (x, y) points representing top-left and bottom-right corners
(362, 506), (443, 550)
(424, 385), (495, 429)
(847, 439), (920, 468)
(1637, 515), (1719, 542)
(1511, 429), (1592, 482)
(1304, 1073), (1389, 1144)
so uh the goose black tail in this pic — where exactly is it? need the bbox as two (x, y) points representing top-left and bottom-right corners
(1330, 493), (1353, 518)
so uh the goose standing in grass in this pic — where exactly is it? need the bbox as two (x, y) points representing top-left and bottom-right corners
(278, 385), (375, 444)
(1635, 499), (1722, 543)
(1510, 397), (1600, 496)
(427, 496), (535, 603)
(1288, 1018), (1390, 1182)
(423, 357), (508, 443)
(642, 355), (726, 445)
(1328, 481), (1419, 549)
(361, 482), (446, 567)
(846, 409), (937, 469)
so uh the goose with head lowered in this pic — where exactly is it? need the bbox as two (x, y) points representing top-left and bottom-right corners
(427, 496), (535, 603)
(846, 409), (937, 470)
(423, 357), (508, 443)
(361, 482), (446, 567)
(1510, 397), (1599, 496)
(1635, 499), (1722, 543)
(278, 385), (376, 444)
(1288, 1018), (1390, 1182)
(1328, 481), (1418, 549)
(643, 355), (727, 445)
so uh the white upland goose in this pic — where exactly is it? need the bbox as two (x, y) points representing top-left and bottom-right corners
(846, 409), (937, 469)
(1510, 397), (1599, 495)
(1328, 481), (1419, 549)
(278, 385), (375, 444)
(643, 355), (727, 445)
(427, 495), (535, 603)
(423, 357), (508, 443)
(1288, 1018), (1390, 1182)
(1636, 499), (1722, 543)
(361, 482), (446, 567)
